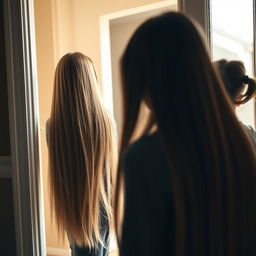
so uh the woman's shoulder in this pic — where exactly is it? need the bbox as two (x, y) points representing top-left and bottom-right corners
(124, 132), (162, 160)
(123, 132), (168, 174)
(241, 123), (256, 151)
(242, 123), (256, 139)
(123, 132), (172, 197)
(246, 124), (256, 136)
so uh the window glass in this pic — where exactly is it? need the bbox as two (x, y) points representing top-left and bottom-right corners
(211, 0), (254, 127)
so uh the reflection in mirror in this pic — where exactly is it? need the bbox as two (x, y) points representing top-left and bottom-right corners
(34, 1), (176, 255)
(211, 0), (254, 127)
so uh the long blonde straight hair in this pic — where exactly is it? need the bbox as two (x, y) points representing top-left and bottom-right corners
(48, 52), (117, 248)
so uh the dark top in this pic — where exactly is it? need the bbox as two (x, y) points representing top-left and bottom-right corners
(120, 132), (175, 256)
(70, 225), (109, 256)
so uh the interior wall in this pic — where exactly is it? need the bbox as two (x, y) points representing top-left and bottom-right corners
(72, 0), (166, 85)
(34, 0), (58, 250)
(110, 2), (176, 134)
(110, 19), (149, 134)
(34, 0), (74, 250)
(34, 0), (166, 251)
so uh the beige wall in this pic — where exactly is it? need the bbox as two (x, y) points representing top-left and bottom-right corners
(35, 0), (75, 250)
(110, 2), (176, 134)
(110, 19), (150, 134)
(72, 0), (168, 85)
(34, 0), (63, 250)
(34, 0), (167, 251)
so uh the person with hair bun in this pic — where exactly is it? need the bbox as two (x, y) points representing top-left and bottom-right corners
(214, 59), (256, 150)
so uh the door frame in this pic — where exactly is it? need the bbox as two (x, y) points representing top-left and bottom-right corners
(3, 0), (46, 255)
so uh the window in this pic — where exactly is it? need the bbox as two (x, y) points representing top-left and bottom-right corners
(211, 0), (254, 126)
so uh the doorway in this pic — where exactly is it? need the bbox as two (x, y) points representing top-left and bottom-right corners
(100, 1), (177, 135)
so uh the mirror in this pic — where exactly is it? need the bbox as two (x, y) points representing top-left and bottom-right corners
(34, 1), (177, 255)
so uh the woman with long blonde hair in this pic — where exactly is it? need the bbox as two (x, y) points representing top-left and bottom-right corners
(47, 52), (117, 256)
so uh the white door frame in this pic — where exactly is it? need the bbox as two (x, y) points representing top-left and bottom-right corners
(3, 0), (46, 255)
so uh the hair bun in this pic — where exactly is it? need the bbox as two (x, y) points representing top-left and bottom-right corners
(241, 75), (250, 84)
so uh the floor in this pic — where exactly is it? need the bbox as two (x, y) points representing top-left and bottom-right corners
(48, 249), (119, 256)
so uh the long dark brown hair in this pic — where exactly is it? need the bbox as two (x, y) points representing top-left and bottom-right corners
(214, 59), (256, 104)
(48, 52), (117, 248)
(114, 12), (256, 255)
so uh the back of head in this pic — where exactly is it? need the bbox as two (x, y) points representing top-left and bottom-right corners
(49, 52), (117, 248)
(214, 59), (256, 104)
(115, 12), (256, 255)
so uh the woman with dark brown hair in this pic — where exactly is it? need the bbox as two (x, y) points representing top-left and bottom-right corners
(214, 59), (256, 150)
(47, 52), (117, 256)
(114, 12), (256, 256)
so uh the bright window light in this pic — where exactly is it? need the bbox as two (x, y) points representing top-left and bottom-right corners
(211, 0), (254, 127)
